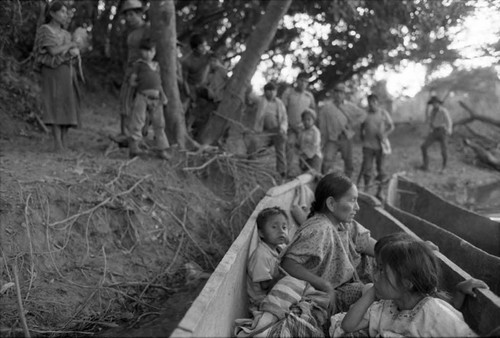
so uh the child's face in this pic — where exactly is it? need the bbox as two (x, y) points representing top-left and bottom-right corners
(302, 114), (314, 129)
(141, 48), (156, 61)
(264, 89), (276, 101)
(195, 41), (209, 55)
(373, 261), (402, 300)
(259, 214), (289, 247)
(124, 9), (143, 28)
(368, 98), (379, 110)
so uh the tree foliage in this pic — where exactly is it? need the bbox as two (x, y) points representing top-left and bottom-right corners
(2, 0), (481, 87)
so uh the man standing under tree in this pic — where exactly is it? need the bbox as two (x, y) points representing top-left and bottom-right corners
(114, 0), (150, 144)
(181, 34), (211, 134)
(420, 96), (453, 172)
(318, 83), (365, 177)
(281, 72), (316, 177)
(247, 82), (288, 179)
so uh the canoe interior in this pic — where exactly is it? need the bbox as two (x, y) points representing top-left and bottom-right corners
(387, 175), (500, 257)
(171, 174), (500, 337)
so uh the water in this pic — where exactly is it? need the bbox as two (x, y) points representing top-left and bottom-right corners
(466, 180), (500, 221)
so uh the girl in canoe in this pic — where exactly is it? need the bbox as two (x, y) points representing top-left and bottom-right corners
(281, 172), (377, 313)
(334, 232), (478, 337)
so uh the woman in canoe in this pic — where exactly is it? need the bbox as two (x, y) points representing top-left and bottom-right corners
(281, 172), (377, 313)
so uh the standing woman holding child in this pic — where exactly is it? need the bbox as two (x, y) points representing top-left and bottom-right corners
(34, 1), (81, 152)
(281, 172), (377, 313)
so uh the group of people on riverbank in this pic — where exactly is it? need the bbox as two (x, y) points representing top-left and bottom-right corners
(242, 172), (491, 337)
(250, 74), (395, 196)
(33, 0), (453, 184)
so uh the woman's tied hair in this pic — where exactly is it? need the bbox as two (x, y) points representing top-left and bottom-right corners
(375, 232), (442, 297)
(256, 206), (287, 230)
(309, 172), (353, 217)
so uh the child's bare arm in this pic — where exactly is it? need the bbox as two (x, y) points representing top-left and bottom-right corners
(341, 285), (375, 332)
(452, 278), (489, 309)
(160, 87), (168, 105)
(129, 73), (138, 87)
(260, 278), (277, 292)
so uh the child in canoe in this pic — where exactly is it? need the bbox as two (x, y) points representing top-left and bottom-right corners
(247, 206), (289, 310)
(331, 232), (485, 337)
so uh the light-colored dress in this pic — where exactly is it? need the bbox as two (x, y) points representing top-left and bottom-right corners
(35, 24), (80, 127)
(330, 297), (477, 337)
(298, 125), (322, 160)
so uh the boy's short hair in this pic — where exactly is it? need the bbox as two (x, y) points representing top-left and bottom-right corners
(256, 207), (287, 230)
(367, 94), (378, 102)
(301, 108), (317, 120)
(190, 33), (206, 49)
(263, 82), (276, 91)
(297, 72), (310, 81)
(139, 38), (155, 51)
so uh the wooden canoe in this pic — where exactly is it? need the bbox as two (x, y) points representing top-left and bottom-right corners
(386, 174), (500, 257)
(171, 174), (500, 337)
(385, 174), (500, 296)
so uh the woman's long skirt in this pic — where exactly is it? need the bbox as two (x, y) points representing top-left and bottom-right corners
(41, 64), (80, 127)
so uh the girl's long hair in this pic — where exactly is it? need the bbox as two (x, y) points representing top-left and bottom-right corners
(308, 171), (352, 218)
(375, 232), (450, 301)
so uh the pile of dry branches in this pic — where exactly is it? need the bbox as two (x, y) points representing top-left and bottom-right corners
(0, 150), (277, 336)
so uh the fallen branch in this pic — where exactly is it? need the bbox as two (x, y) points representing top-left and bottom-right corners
(105, 281), (174, 293)
(23, 194), (35, 301)
(159, 204), (215, 269)
(463, 138), (500, 171)
(182, 153), (232, 171)
(32, 112), (49, 133)
(455, 101), (500, 128)
(13, 262), (31, 338)
(48, 175), (150, 227)
(105, 157), (138, 187)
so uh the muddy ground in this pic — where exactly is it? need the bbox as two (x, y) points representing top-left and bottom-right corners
(1, 75), (499, 337)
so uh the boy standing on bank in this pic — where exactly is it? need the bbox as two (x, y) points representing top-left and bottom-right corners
(127, 38), (171, 160)
(358, 94), (394, 192)
(297, 108), (322, 173)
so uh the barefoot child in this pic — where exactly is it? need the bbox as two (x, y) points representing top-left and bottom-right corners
(128, 38), (171, 159)
(297, 108), (322, 173)
(247, 207), (289, 310)
(331, 232), (478, 337)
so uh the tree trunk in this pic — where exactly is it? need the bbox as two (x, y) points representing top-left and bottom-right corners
(150, 0), (187, 149)
(197, 0), (292, 149)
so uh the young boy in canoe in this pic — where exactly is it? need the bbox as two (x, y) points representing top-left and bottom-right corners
(247, 207), (289, 310)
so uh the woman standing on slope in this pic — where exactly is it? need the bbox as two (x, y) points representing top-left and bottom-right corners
(34, 1), (81, 152)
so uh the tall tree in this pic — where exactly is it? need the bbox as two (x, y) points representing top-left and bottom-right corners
(197, 0), (292, 147)
(150, 0), (187, 148)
